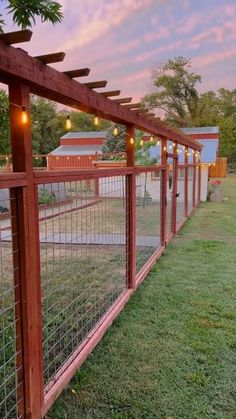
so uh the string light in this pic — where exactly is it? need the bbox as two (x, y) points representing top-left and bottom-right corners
(113, 125), (118, 136)
(150, 135), (154, 142)
(157, 140), (160, 146)
(163, 146), (167, 151)
(65, 115), (72, 130)
(21, 107), (28, 124)
(94, 116), (99, 126)
(140, 139), (144, 146)
(130, 137), (134, 145)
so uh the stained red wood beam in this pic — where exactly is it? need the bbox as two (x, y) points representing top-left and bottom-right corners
(112, 97), (132, 104)
(34, 52), (65, 64)
(122, 103), (141, 109)
(144, 113), (155, 118)
(137, 109), (150, 114)
(63, 68), (90, 78)
(0, 41), (201, 150)
(0, 29), (32, 45)
(100, 90), (121, 97)
(83, 80), (107, 89)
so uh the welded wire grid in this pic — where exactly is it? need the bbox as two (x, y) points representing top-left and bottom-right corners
(176, 167), (186, 227)
(39, 176), (127, 390)
(188, 167), (194, 214)
(135, 171), (161, 273)
(0, 188), (25, 418)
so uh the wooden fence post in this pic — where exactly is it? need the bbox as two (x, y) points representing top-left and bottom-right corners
(185, 147), (188, 217)
(193, 152), (196, 208)
(125, 125), (136, 289)
(161, 139), (167, 246)
(171, 143), (178, 234)
(9, 82), (43, 419)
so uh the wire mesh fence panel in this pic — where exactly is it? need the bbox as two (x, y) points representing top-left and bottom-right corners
(188, 167), (194, 214)
(176, 167), (186, 227)
(0, 188), (25, 418)
(39, 176), (128, 392)
(135, 171), (161, 273)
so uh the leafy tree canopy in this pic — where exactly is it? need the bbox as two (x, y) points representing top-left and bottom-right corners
(0, 89), (10, 154)
(0, 0), (63, 33)
(142, 57), (201, 127)
(70, 112), (110, 132)
(102, 124), (126, 154)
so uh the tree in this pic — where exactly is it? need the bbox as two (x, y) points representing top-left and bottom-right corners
(0, 0), (63, 33)
(30, 96), (64, 155)
(0, 90), (10, 155)
(70, 111), (110, 132)
(102, 124), (126, 154)
(141, 57), (201, 127)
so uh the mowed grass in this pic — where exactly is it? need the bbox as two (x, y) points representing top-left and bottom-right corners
(48, 175), (236, 419)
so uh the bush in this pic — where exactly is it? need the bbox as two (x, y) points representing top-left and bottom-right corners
(38, 188), (55, 205)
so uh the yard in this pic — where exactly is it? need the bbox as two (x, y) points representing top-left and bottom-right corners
(48, 175), (236, 419)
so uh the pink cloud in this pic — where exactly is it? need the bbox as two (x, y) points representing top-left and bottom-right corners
(192, 47), (236, 68)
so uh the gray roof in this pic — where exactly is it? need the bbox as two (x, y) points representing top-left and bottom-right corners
(181, 127), (219, 135)
(50, 145), (103, 156)
(61, 131), (107, 139)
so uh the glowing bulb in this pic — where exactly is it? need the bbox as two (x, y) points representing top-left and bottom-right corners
(56, 156), (59, 160)
(113, 125), (118, 136)
(140, 139), (144, 146)
(94, 116), (99, 126)
(157, 140), (160, 146)
(163, 146), (167, 151)
(173, 142), (176, 147)
(130, 137), (134, 145)
(65, 115), (72, 130)
(150, 135), (154, 142)
(21, 107), (28, 124)
(169, 145), (172, 150)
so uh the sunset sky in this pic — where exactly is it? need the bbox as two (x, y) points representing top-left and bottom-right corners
(2, 0), (236, 102)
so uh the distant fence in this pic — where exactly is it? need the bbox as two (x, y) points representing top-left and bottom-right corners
(0, 162), (200, 418)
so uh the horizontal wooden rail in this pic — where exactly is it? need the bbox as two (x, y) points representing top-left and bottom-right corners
(33, 168), (133, 184)
(0, 172), (27, 188)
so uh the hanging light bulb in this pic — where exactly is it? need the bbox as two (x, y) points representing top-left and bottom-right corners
(113, 125), (118, 136)
(21, 107), (28, 124)
(163, 146), (167, 151)
(94, 116), (99, 126)
(150, 135), (154, 142)
(157, 140), (160, 146)
(65, 115), (72, 130)
(140, 139), (144, 146)
(130, 137), (134, 145)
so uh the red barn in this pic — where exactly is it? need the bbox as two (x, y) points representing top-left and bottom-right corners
(47, 131), (106, 169)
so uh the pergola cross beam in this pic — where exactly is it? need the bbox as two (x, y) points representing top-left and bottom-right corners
(0, 39), (201, 150)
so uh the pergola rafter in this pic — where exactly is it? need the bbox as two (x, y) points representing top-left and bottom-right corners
(0, 31), (201, 151)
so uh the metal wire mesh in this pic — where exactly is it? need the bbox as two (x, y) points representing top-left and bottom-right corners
(39, 176), (128, 391)
(176, 166), (186, 227)
(188, 167), (194, 214)
(135, 171), (161, 273)
(0, 188), (25, 418)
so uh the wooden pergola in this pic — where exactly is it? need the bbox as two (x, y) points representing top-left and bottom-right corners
(0, 30), (202, 419)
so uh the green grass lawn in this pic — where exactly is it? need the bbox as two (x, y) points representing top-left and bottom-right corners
(47, 175), (235, 418)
